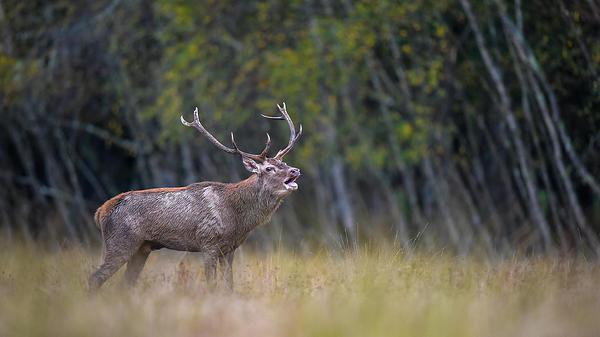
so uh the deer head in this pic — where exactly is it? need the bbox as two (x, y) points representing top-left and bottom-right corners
(181, 103), (302, 196)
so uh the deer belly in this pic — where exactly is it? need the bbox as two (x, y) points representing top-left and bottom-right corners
(144, 226), (202, 252)
(141, 215), (206, 252)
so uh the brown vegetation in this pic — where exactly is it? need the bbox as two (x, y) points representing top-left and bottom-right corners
(2, 245), (600, 336)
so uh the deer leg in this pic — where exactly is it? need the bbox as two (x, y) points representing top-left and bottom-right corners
(124, 243), (151, 287)
(204, 254), (217, 290)
(219, 250), (235, 291)
(89, 239), (141, 291)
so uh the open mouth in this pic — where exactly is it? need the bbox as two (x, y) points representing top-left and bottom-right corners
(284, 175), (299, 191)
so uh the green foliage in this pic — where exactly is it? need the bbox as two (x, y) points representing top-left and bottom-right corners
(1, 0), (599, 251)
(142, 0), (458, 166)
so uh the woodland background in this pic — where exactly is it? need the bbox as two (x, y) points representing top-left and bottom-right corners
(1, 0), (599, 256)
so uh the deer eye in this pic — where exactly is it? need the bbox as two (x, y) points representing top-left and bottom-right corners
(265, 166), (275, 172)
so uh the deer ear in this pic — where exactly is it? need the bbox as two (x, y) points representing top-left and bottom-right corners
(242, 157), (260, 173)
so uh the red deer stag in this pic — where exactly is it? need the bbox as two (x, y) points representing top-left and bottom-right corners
(89, 103), (302, 291)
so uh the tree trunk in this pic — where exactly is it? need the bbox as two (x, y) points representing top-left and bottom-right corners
(460, 0), (553, 251)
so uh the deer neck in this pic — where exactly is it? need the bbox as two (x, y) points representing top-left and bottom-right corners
(227, 175), (283, 229)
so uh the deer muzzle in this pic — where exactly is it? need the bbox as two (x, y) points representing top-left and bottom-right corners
(284, 168), (301, 191)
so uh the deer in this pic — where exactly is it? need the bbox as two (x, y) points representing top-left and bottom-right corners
(88, 103), (302, 291)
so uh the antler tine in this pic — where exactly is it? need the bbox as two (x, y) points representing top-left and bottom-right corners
(296, 124), (303, 141)
(230, 132), (272, 161)
(275, 123), (302, 158)
(273, 102), (302, 159)
(259, 133), (272, 157)
(277, 103), (295, 139)
(260, 114), (284, 120)
(181, 107), (269, 161)
(260, 102), (302, 159)
(181, 107), (237, 154)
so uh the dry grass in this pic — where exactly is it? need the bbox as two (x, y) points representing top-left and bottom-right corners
(1, 244), (600, 337)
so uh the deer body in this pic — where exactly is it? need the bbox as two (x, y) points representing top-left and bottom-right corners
(97, 178), (282, 253)
(89, 103), (301, 291)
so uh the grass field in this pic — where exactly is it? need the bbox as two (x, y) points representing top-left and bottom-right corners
(1, 244), (600, 337)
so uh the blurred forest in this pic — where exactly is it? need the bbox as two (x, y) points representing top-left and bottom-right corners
(0, 0), (599, 255)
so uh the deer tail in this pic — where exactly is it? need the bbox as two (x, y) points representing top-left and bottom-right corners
(93, 207), (102, 231)
(93, 193), (126, 233)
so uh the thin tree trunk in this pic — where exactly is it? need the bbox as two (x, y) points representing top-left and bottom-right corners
(0, 0), (14, 56)
(33, 125), (78, 241)
(180, 142), (196, 184)
(305, 0), (357, 248)
(445, 158), (493, 253)
(422, 156), (461, 248)
(496, 3), (600, 253)
(499, 9), (600, 196)
(462, 106), (507, 249)
(55, 129), (93, 243)
(460, 0), (553, 251)
(382, 31), (426, 225)
(313, 167), (339, 247)
(507, 40), (571, 251)
(367, 57), (424, 228)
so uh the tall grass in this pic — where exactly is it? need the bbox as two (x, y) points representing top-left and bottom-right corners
(1, 244), (599, 337)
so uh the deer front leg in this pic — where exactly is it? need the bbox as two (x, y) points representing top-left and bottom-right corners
(204, 254), (217, 290)
(219, 250), (235, 291)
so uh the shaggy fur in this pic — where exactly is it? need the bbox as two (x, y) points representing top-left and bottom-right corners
(89, 158), (300, 291)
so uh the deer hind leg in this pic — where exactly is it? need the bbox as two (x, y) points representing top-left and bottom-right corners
(88, 237), (142, 291)
(124, 243), (151, 287)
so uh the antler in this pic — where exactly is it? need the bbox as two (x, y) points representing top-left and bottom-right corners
(261, 102), (303, 159)
(181, 107), (271, 162)
(230, 132), (271, 160)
